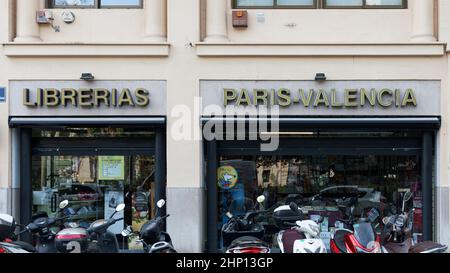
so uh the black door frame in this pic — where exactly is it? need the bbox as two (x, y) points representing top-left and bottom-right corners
(203, 117), (439, 253)
(12, 119), (167, 238)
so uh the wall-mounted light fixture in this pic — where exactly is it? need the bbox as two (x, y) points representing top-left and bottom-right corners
(80, 73), (95, 81)
(315, 73), (327, 81)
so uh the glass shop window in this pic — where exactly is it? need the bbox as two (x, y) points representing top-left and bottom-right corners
(217, 154), (424, 250)
(30, 127), (156, 251)
(49, 0), (142, 8)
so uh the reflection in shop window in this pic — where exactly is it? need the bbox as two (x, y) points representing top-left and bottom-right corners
(31, 154), (155, 250)
(217, 155), (423, 251)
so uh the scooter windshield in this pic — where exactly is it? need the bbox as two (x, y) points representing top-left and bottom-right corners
(353, 223), (376, 249)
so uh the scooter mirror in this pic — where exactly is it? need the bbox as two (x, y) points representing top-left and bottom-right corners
(157, 199), (166, 209)
(59, 200), (69, 209)
(256, 195), (265, 204)
(404, 191), (413, 202)
(402, 191), (413, 213)
(289, 202), (301, 215)
(115, 203), (126, 212)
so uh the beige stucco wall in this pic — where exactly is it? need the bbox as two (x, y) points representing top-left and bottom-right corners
(1, 0), (422, 44)
(1, 0), (449, 251)
(225, 7), (412, 43)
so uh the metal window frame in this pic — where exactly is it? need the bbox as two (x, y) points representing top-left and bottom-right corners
(9, 116), (166, 127)
(204, 117), (438, 252)
(233, 0), (318, 9)
(14, 120), (166, 240)
(233, 0), (407, 9)
(47, 0), (143, 9)
(322, 0), (407, 9)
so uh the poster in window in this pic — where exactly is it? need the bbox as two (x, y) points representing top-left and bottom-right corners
(217, 166), (238, 190)
(98, 156), (125, 180)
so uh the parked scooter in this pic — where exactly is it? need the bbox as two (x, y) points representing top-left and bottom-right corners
(15, 200), (70, 253)
(1, 214), (36, 253)
(52, 203), (126, 253)
(275, 202), (327, 253)
(122, 199), (176, 253)
(381, 191), (447, 253)
(221, 195), (270, 253)
(330, 198), (383, 253)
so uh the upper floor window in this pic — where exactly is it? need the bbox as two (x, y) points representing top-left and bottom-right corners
(324, 0), (405, 8)
(49, 0), (142, 8)
(234, 0), (406, 8)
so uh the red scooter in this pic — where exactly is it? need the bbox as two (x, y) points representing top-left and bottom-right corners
(330, 198), (382, 253)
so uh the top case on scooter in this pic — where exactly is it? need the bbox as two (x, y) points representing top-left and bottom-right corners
(279, 229), (306, 253)
(409, 241), (448, 253)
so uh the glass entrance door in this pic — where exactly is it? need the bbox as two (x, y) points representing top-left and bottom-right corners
(29, 127), (159, 251)
(31, 155), (155, 230)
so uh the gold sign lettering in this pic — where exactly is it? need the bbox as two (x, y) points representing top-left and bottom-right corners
(223, 87), (418, 109)
(22, 88), (151, 108)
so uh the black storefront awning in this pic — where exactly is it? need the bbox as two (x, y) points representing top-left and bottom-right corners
(201, 116), (441, 130)
(9, 116), (166, 127)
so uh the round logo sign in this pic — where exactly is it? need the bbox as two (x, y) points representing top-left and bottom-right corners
(217, 166), (238, 190)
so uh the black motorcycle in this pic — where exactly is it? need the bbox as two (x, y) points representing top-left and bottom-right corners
(122, 199), (176, 253)
(16, 200), (70, 253)
(221, 195), (270, 253)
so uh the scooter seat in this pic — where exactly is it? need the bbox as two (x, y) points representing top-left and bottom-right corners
(228, 236), (266, 249)
(280, 229), (306, 253)
(409, 241), (448, 253)
(333, 229), (352, 253)
(10, 241), (37, 253)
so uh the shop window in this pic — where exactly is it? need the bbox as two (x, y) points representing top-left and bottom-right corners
(233, 0), (406, 8)
(30, 127), (157, 251)
(49, 0), (142, 9)
(216, 148), (424, 251)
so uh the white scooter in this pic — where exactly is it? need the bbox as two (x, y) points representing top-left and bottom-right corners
(276, 202), (327, 253)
